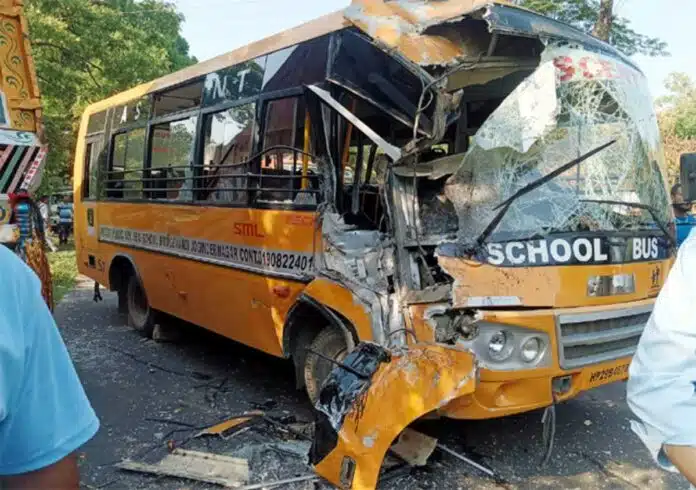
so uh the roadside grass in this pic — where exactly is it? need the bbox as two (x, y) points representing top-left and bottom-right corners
(49, 242), (77, 303)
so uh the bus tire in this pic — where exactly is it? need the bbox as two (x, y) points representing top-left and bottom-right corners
(126, 274), (156, 338)
(117, 288), (128, 315)
(304, 327), (349, 404)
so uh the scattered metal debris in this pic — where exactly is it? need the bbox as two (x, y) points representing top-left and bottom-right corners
(436, 443), (495, 478)
(117, 449), (249, 487)
(195, 411), (265, 439)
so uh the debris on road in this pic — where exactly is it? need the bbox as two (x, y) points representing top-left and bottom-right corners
(152, 323), (183, 343)
(117, 448), (249, 487)
(436, 443), (496, 478)
(390, 429), (437, 467)
(235, 474), (318, 490)
(195, 411), (264, 439)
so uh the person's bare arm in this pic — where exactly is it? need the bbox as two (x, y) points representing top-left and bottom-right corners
(1, 454), (79, 489)
(664, 445), (696, 486)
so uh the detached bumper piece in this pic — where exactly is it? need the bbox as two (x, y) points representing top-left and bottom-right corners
(311, 342), (477, 489)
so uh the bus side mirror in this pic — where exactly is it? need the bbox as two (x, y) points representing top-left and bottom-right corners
(680, 153), (696, 202)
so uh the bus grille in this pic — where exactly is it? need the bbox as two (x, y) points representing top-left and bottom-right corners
(557, 306), (652, 370)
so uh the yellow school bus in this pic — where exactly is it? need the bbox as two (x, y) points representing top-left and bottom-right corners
(74, 1), (673, 475)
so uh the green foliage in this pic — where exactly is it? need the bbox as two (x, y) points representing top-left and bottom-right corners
(26, 0), (197, 194)
(512, 0), (668, 56)
(657, 73), (696, 182)
(48, 248), (77, 303)
(659, 73), (696, 140)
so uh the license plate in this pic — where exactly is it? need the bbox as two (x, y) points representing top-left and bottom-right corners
(586, 363), (629, 389)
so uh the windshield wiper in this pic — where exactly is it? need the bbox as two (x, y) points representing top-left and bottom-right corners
(580, 199), (676, 248)
(471, 139), (617, 250)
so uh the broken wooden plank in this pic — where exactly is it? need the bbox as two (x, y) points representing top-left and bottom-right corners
(195, 411), (264, 438)
(390, 428), (438, 467)
(117, 448), (249, 487)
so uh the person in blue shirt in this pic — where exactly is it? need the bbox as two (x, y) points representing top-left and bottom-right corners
(671, 184), (696, 247)
(0, 244), (98, 487)
(57, 195), (73, 246)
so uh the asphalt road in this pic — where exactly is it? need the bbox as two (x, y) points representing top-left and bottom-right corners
(56, 280), (688, 490)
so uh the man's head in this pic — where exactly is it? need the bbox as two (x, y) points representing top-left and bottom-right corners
(63, 195), (70, 204)
(40, 196), (48, 203)
(672, 183), (690, 216)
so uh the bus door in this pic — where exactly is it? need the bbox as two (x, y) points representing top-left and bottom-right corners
(76, 134), (106, 273)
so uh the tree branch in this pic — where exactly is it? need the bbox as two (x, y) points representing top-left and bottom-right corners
(32, 40), (105, 74)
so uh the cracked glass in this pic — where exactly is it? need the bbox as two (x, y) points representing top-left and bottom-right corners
(443, 44), (670, 244)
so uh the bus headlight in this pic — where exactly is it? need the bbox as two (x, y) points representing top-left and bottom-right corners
(521, 337), (543, 363)
(488, 331), (513, 361)
(458, 322), (551, 370)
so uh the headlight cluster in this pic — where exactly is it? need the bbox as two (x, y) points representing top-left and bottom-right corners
(459, 322), (551, 370)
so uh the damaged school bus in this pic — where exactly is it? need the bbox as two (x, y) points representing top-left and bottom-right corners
(74, 1), (673, 485)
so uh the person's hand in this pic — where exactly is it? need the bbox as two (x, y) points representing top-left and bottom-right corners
(2, 454), (79, 489)
(664, 445), (696, 486)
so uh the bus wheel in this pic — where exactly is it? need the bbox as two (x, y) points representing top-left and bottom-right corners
(304, 327), (349, 404)
(126, 275), (156, 338)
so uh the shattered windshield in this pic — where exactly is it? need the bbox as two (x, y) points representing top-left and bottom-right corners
(443, 44), (670, 244)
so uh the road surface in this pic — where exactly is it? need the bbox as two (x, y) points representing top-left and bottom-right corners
(56, 280), (687, 489)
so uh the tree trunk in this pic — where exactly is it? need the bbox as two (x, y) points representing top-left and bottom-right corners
(592, 0), (614, 42)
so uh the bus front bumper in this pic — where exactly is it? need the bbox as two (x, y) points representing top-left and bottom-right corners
(416, 299), (652, 420)
(439, 355), (631, 420)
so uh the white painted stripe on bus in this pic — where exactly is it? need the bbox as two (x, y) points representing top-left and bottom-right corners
(99, 226), (315, 281)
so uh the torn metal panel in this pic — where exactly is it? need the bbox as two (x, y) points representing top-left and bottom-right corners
(345, 0), (494, 66)
(345, 1), (628, 70)
(311, 342), (476, 490)
(404, 284), (451, 305)
(195, 411), (264, 439)
(481, 4), (636, 69)
(392, 152), (464, 180)
(311, 342), (392, 461)
(445, 60), (537, 91)
(306, 85), (402, 162)
(423, 303), (482, 344)
(311, 212), (395, 344)
(320, 212), (394, 293)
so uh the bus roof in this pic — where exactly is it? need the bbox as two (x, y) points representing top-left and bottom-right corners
(83, 0), (627, 116)
(83, 9), (348, 115)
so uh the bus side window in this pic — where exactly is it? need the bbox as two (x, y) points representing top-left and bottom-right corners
(107, 128), (146, 200)
(82, 142), (94, 199)
(84, 110), (108, 200)
(148, 115), (198, 201)
(197, 103), (256, 205)
(258, 97), (318, 207)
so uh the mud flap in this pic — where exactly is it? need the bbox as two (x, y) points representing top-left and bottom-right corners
(310, 342), (477, 489)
